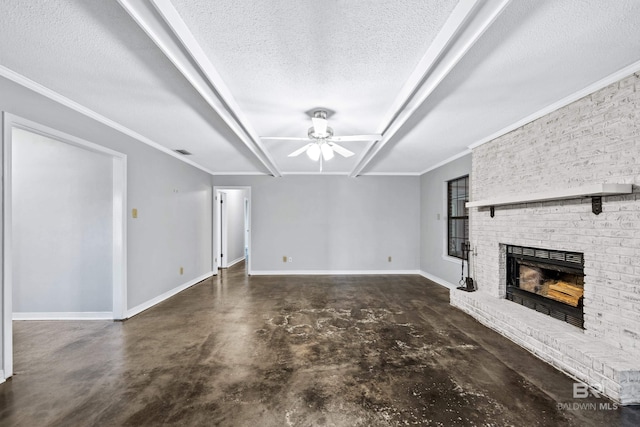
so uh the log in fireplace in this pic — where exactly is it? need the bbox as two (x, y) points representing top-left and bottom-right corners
(506, 245), (584, 328)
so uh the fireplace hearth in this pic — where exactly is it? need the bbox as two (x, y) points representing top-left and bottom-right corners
(506, 245), (584, 328)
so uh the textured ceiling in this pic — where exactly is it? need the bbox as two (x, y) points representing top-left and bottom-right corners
(1, 1), (640, 176)
(0, 0), (266, 174)
(365, 0), (640, 173)
(172, 0), (458, 137)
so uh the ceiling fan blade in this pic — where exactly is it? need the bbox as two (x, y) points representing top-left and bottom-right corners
(262, 136), (311, 141)
(328, 142), (354, 158)
(330, 134), (382, 142)
(288, 144), (312, 157)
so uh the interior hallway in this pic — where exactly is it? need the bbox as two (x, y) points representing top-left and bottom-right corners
(0, 263), (638, 426)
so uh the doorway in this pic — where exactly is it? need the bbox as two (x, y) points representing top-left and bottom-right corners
(2, 113), (127, 380)
(214, 186), (251, 274)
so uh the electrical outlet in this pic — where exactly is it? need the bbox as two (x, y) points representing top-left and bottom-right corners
(388, 256), (392, 262)
(283, 256), (287, 263)
(180, 267), (184, 275)
(288, 257), (293, 263)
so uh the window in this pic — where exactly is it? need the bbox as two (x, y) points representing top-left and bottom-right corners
(447, 175), (469, 259)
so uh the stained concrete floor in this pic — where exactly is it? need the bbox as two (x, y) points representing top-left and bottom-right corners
(1, 263), (639, 426)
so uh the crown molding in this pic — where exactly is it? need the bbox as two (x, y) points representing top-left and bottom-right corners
(279, 171), (349, 176)
(0, 65), (218, 176)
(419, 149), (472, 175)
(416, 60), (640, 175)
(210, 171), (268, 176)
(468, 59), (640, 150)
(360, 172), (422, 176)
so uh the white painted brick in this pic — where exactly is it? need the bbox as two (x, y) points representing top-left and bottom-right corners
(465, 72), (640, 405)
(451, 289), (640, 404)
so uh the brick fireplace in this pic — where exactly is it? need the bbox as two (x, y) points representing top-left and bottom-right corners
(451, 72), (640, 404)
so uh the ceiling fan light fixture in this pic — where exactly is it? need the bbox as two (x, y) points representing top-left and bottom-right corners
(281, 109), (372, 162)
(306, 143), (321, 161)
(320, 143), (334, 161)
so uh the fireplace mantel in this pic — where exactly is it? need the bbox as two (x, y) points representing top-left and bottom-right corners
(466, 183), (632, 208)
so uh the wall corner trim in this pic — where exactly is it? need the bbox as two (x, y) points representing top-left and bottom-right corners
(419, 270), (458, 289)
(126, 271), (214, 319)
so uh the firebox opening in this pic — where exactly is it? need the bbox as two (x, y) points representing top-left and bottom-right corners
(506, 245), (585, 329)
(518, 264), (584, 307)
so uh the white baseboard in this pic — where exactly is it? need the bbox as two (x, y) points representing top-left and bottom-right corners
(126, 271), (214, 318)
(12, 312), (113, 320)
(419, 270), (458, 289)
(0, 370), (5, 384)
(250, 269), (420, 276)
(227, 256), (246, 268)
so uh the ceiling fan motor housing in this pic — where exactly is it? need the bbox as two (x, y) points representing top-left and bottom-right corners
(308, 126), (333, 139)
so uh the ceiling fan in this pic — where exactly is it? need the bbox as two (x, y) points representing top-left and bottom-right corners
(261, 110), (382, 167)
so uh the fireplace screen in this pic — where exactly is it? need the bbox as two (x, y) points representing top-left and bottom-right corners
(506, 245), (584, 328)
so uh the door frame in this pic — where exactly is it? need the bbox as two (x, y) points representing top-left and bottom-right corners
(244, 197), (249, 259)
(2, 113), (128, 380)
(217, 191), (228, 268)
(213, 186), (252, 274)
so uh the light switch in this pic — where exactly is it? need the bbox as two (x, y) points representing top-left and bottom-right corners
(132, 208), (138, 219)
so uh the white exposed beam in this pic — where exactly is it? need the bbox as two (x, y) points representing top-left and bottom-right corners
(150, 0), (282, 176)
(348, 139), (377, 177)
(375, 0), (480, 136)
(117, 0), (281, 177)
(349, 0), (511, 177)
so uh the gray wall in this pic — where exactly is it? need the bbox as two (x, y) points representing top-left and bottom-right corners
(0, 75), (213, 317)
(12, 128), (113, 313)
(222, 189), (246, 265)
(420, 154), (472, 287)
(213, 175), (421, 272)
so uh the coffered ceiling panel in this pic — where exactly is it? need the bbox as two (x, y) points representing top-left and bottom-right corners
(171, 0), (459, 139)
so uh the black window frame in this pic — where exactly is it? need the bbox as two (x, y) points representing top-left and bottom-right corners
(447, 175), (469, 260)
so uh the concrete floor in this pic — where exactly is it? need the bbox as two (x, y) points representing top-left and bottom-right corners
(1, 263), (639, 426)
